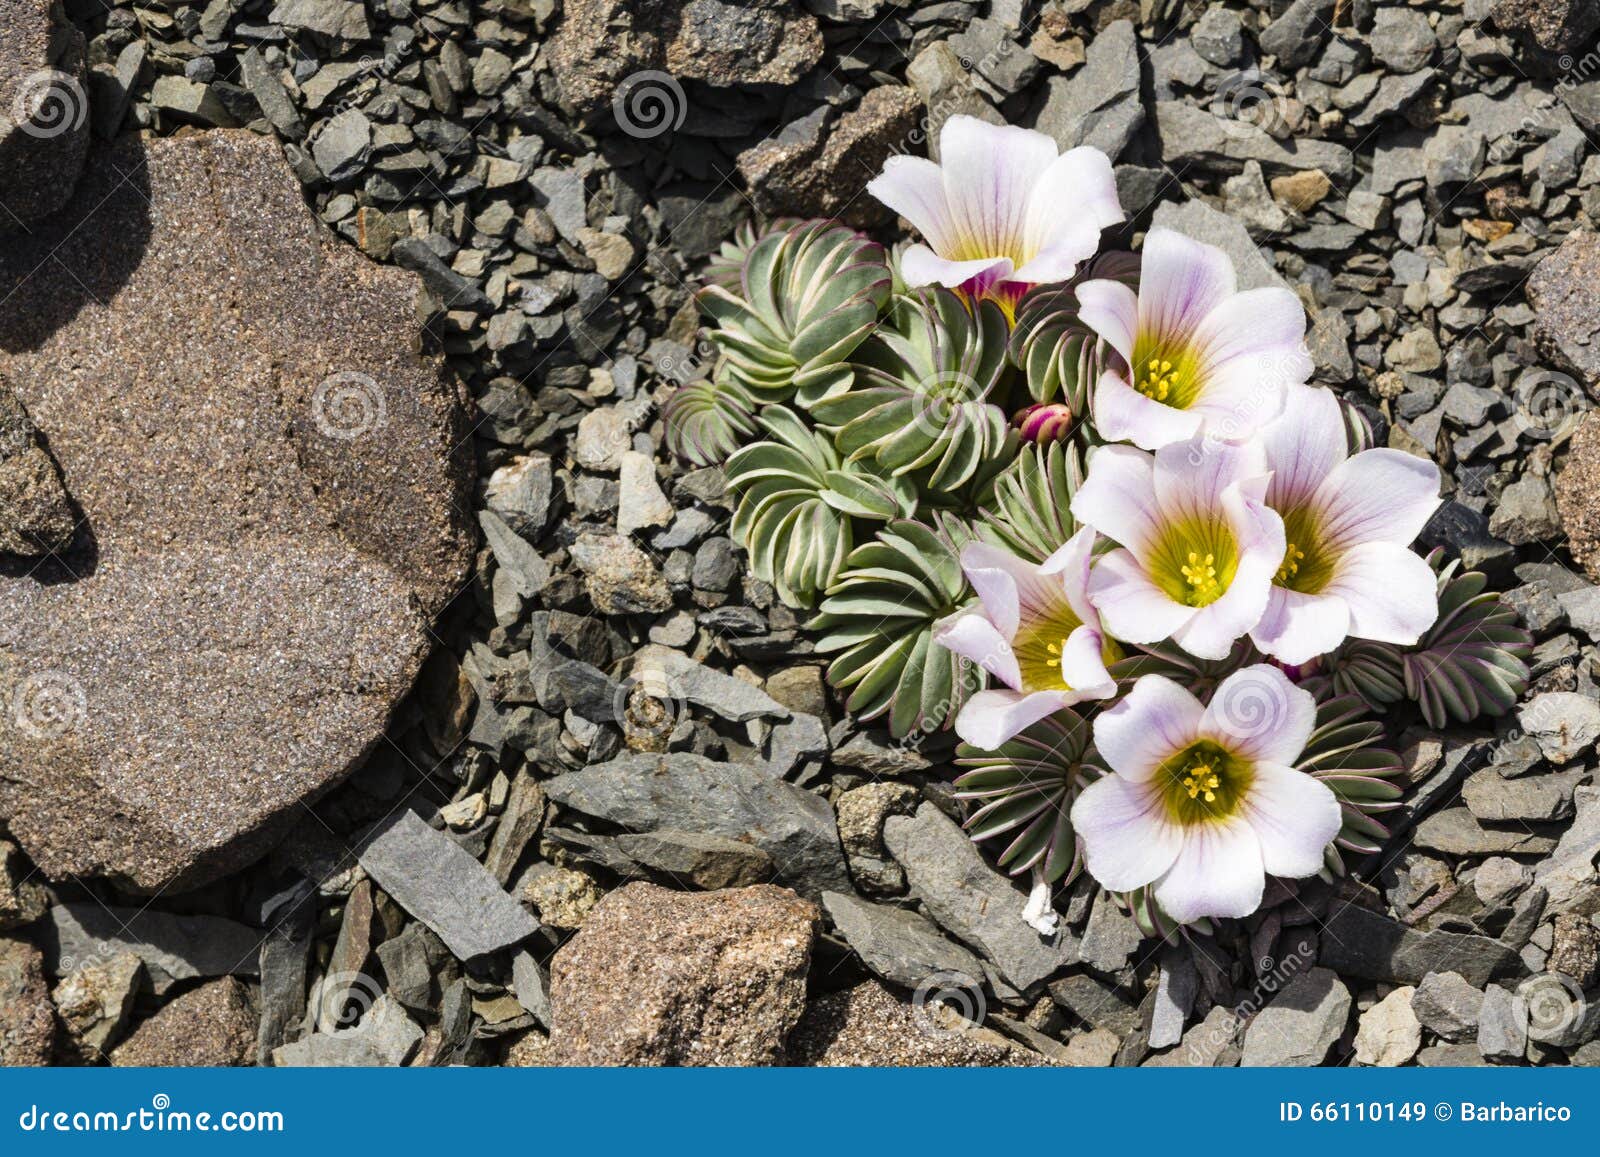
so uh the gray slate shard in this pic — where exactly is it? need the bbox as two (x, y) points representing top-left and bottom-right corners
(1079, 890), (1146, 973)
(1318, 904), (1520, 987)
(268, 0), (371, 40)
(1153, 101), (1356, 182)
(627, 644), (791, 723)
(822, 891), (987, 991)
(882, 803), (1076, 990)
(356, 810), (540, 960)
(391, 236), (494, 312)
(272, 994), (421, 1067)
(1240, 967), (1351, 1066)
(42, 904), (261, 994)
(544, 752), (851, 897)
(1032, 19), (1144, 161)
(1257, 0), (1335, 67)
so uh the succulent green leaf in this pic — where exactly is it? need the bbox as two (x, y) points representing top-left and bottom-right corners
(1400, 551), (1533, 728)
(1009, 251), (1139, 408)
(811, 513), (983, 737)
(978, 440), (1086, 562)
(661, 375), (759, 467)
(697, 221), (892, 407)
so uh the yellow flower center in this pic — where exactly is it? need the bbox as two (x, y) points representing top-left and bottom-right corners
(1130, 340), (1203, 409)
(1152, 519), (1238, 608)
(1011, 613), (1122, 693)
(1274, 506), (1335, 594)
(1159, 741), (1252, 825)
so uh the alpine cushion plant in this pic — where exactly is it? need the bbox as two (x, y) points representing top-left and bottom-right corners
(663, 116), (1536, 937)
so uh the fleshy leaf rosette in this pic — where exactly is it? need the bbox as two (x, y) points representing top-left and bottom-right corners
(661, 375), (759, 467)
(812, 514), (982, 737)
(726, 407), (914, 608)
(697, 220), (892, 407)
(813, 288), (1018, 495)
(1402, 552), (1533, 727)
(979, 440), (1085, 564)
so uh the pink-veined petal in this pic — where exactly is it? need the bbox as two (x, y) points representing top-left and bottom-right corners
(1169, 476), (1282, 660)
(1240, 761), (1343, 879)
(1076, 280), (1138, 363)
(1315, 447), (1442, 549)
(958, 542), (1025, 639)
(1038, 525), (1100, 629)
(1092, 370), (1205, 450)
(1193, 286), (1311, 402)
(866, 155), (957, 252)
(1059, 623), (1117, 700)
(953, 687), (1075, 750)
(1323, 541), (1439, 646)
(1153, 818), (1264, 924)
(1249, 585), (1352, 667)
(1200, 664), (1317, 767)
(900, 245), (1013, 291)
(1071, 775), (1184, 892)
(1071, 442), (1161, 558)
(938, 116), (1060, 261)
(1092, 673), (1204, 781)
(1259, 382), (1349, 512)
(1137, 227), (1237, 344)
(931, 610), (1022, 690)
(1151, 435), (1269, 529)
(1086, 549), (1196, 645)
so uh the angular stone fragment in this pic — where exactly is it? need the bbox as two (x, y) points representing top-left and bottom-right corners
(1492, 0), (1600, 56)
(272, 994), (422, 1067)
(787, 980), (1047, 1067)
(0, 934), (55, 1065)
(882, 804), (1076, 990)
(1352, 986), (1421, 1067)
(544, 752), (850, 897)
(0, 383), (75, 556)
(1412, 971), (1485, 1041)
(0, 0), (91, 230)
(41, 904), (261, 994)
(1555, 414), (1600, 584)
(356, 810), (539, 961)
(1531, 234), (1600, 392)
(53, 951), (142, 1058)
(110, 977), (256, 1067)
(1239, 968), (1350, 1066)
(822, 891), (986, 991)
(1318, 905), (1520, 987)
(1033, 19), (1143, 160)
(0, 132), (474, 892)
(627, 644), (790, 723)
(547, 883), (818, 1066)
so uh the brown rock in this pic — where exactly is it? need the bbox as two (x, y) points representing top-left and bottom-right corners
(1492, 0), (1600, 57)
(1556, 412), (1600, 582)
(0, 934), (55, 1066)
(547, 882), (818, 1066)
(786, 981), (1049, 1067)
(1549, 913), (1600, 987)
(0, 839), (48, 931)
(0, 131), (474, 892)
(550, 0), (821, 122)
(1529, 232), (1600, 392)
(738, 87), (923, 227)
(0, 0), (90, 230)
(0, 382), (75, 556)
(1270, 169), (1332, 212)
(111, 978), (257, 1067)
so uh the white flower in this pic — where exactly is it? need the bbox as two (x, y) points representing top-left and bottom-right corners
(1076, 227), (1311, 449)
(1071, 666), (1342, 924)
(1070, 436), (1285, 661)
(867, 115), (1123, 314)
(1249, 383), (1443, 665)
(931, 528), (1118, 750)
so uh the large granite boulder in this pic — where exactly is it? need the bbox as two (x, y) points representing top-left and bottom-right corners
(0, 0), (91, 229)
(0, 130), (475, 892)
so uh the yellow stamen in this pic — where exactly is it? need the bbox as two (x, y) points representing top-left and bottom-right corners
(1136, 357), (1177, 402)
(1275, 543), (1306, 585)
(1182, 761), (1222, 803)
(1180, 551), (1221, 601)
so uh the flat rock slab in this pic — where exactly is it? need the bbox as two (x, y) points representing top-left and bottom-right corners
(0, 0), (91, 229)
(882, 803), (1076, 991)
(544, 752), (850, 897)
(355, 810), (539, 961)
(110, 976), (256, 1067)
(40, 903), (261, 994)
(547, 882), (819, 1066)
(0, 131), (474, 892)
(1318, 904), (1521, 987)
(1240, 967), (1351, 1066)
(822, 891), (986, 991)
